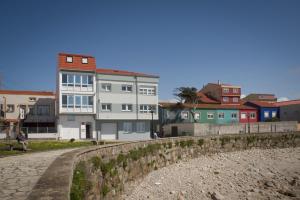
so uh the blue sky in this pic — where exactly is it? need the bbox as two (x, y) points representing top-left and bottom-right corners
(0, 0), (299, 100)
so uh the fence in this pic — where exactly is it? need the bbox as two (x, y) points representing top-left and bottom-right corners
(0, 125), (58, 139)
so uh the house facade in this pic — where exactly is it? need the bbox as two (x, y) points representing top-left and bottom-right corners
(57, 53), (159, 140)
(200, 82), (241, 105)
(276, 100), (300, 122)
(0, 90), (56, 136)
(245, 101), (279, 122)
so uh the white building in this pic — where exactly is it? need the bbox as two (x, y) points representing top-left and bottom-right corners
(57, 53), (159, 140)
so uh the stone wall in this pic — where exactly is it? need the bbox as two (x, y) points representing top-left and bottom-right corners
(163, 121), (298, 137)
(27, 132), (300, 200)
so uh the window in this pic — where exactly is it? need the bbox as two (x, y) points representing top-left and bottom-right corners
(250, 112), (256, 119)
(272, 111), (277, 118)
(88, 96), (93, 107)
(75, 96), (81, 108)
(75, 75), (81, 87)
(88, 76), (93, 85)
(37, 105), (50, 115)
(241, 113), (247, 119)
(233, 97), (239, 103)
(101, 83), (111, 92)
(62, 74), (68, 86)
(181, 111), (189, 119)
(136, 122), (146, 132)
(82, 96), (88, 108)
(68, 74), (74, 86)
(29, 97), (37, 102)
(139, 86), (156, 95)
(264, 111), (269, 118)
(194, 113), (200, 120)
(122, 104), (132, 112)
(207, 113), (214, 119)
(223, 88), (229, 93)
(101, 104), (111, 111)
(82, 57), (88, 64)
(231, 113), (237, 119)
(233, 88), (239, 93)
(140, 105), (155, 113)
(223, 97), (229, 102)
(62, 95), (68, 108)
(218, 112), (225, 119)
(7, 104), (15, 113)
(68, 95), (74, 108)
(27, 105), (34, 115)
(66, 56), (73, 63)
(123, 122), (133, 133)
(122, 85), (132, 92)
(82, 75), (88, 87)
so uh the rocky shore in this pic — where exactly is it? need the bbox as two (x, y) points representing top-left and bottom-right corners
(124, 147), (300, 200)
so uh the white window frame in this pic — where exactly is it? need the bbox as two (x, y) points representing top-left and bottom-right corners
(139, 86), (156, 95)
(223, 88), (229, 93)
(241, 112), (247, 119)
(250, 112), (256, 119)
(101, 83), (111, 92)
(272, 111), (277, 118)
(233, 88), (239, 93)
(264, 111), (269, 118)
(122, 104), (133, 112)
(121, 85), (133, 92)
(207, 112), (214, 119)
(140, 105), (155, 113)
(194, 112), (200, 120)
(231, 112), (237, 119)
(218, 112), (225, 119)
(82, 57), (88, 64)
(223, 97), (229, 102)
(66, 56), (73, 63)
(101, 103), (111, 112)
(181, 111), (189, 119)
(233, 97), (239, 102)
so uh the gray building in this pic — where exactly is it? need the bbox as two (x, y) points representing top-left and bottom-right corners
(276, 100), (300, 122)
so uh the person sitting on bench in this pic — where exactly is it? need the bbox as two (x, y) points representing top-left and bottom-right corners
(16, 132), (28, 151)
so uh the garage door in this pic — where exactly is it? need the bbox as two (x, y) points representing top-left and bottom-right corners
(101, 123), (117, 140)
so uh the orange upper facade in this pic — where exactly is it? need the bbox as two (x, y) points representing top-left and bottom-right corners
(58, 53), (96, 72)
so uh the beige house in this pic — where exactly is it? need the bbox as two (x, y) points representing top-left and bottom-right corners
(0, 90), (56, 138)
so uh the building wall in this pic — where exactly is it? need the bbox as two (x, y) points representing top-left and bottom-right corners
(0, 93), (55, 124)
(58, 114), (96, 139)
(279, 104), (300, 122)
(239, 109), (258, 123)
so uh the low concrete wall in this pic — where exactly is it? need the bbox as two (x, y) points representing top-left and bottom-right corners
(27, 132), (300, 200)
(163, 121), (298, 137)
(0, 133), (58, 140)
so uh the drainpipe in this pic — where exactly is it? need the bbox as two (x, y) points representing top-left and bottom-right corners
(135, 76), (138, 120)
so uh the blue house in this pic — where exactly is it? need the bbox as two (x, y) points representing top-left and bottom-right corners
(245, 101), (279, 122)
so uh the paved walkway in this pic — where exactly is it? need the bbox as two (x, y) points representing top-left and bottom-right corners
(0, 149), (77, 200)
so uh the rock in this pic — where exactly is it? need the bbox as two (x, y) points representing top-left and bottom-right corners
(170, 191), (176, 194)
(177, 191), (185, 200)
(277, 189), (297, 197)
(155, 182), (161, 185)
(214, 171), (220, 175)
(210, 191), (224, 200)
(264, 181), (274, 188)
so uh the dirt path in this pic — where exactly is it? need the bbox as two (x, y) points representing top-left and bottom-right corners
(124, 147), (300, 200)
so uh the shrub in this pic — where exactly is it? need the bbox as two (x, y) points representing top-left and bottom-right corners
(70, 138), (75, 143)
(90, 156), (101, 170)
(70, 161), (90, 200)
(220, 136), (231, 146)
(101, 184), (110, 197)
(198, 139), (204, 146)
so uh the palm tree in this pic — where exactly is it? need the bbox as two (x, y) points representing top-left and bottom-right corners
(173, 87), (198, 103)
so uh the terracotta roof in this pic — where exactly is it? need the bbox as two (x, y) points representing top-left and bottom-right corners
(159, 102), (256, 110)
(196, 92), (219, 104)
(0, 90), (55, 96)
(275, 99), (300, 106)
(246, 101), (277, 108)
(96, 68), (159, 78)
(58, 52), (94, 58)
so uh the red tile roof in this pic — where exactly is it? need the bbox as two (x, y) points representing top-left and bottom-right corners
(58, 53), (158, 78)
(247, 101), (277, 108)
(275, 99), (300, 106)
(196, 92), (219, 104)
(207, 83), (241, 88)
(159, 102), (256, 110)
(0, 90), (55, 96)
(96, 68), (159, 78)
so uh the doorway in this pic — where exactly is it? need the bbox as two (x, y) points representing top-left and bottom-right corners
(171, 126), (178, 137)
(86, 124), (91, 139)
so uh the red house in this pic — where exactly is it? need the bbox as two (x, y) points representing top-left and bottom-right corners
(239, 106), (258, 123)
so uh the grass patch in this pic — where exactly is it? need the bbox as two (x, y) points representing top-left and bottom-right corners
(70, 161), (91, 200)
(0, 140), (95, 157)
(198, 139), (204, 146)
(220, 136), (231, 146)
(246, 136), (257, 145)
(101, 184), (110, 197)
